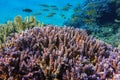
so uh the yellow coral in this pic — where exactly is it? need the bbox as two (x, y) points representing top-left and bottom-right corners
(0, 15), (44, 44)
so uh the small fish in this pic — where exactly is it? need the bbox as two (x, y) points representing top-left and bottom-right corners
(86, 9), (96, 16)
(49, 5), (59, 10)
(60, 14), (65, 17)
(22, 8), (32, 13)
(67, 3), (72, 7)
(51, 7), (59, 10)
(61, 7), (69, 11)
(114, 19), (120, 23)
(74, 9), (82, 13)
(76, 3), (81, 6)
(42, 9), (49, 11)
(61, 3), (72, 11)
(87, 3), (97, 7)
(60, 14), (66, 19)
(50, 5), (57, 8)
(46, 13), (56, 17)
(61, 5), (71, 11)
(38, 4), (49, 7)
(63, 16), (66, 19)
(32, 12), (42, 16)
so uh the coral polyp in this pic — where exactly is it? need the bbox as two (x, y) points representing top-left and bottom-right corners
(0, 26), (119, 80)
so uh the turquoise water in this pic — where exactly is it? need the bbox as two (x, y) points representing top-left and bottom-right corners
(0, 1), (120, 80)
(0, 0), (86, 26)
(1, 0), (120, 47)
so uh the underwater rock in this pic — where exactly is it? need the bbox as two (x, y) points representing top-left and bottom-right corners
(0, 26), (119, 80)
(22, 8), (32, 13)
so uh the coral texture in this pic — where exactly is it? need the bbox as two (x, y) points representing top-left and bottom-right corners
(0, 15), (44, 44)
(0, 26), (120, 80)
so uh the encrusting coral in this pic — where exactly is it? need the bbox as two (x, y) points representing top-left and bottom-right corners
(0, 25), (120, 80)
(0, 15), (44, 44)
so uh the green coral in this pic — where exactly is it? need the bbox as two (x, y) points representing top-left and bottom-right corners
(0, 15), (44, 44)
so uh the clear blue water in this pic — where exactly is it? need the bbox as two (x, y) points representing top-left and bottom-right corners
(0, 0), (86, 26)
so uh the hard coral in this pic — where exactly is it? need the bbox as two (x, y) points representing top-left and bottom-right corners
(0, 25), (120, 80)
(0, 15), (45, 44)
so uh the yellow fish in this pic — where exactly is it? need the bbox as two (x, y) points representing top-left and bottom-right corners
(114, 19), (120, 23)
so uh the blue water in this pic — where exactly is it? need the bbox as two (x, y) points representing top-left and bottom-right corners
(0, 0), (86, 26)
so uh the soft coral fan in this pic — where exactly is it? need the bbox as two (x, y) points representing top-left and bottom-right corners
(0, 25), (119, 80)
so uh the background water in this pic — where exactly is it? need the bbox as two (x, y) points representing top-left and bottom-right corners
(0, 0), (86, 26)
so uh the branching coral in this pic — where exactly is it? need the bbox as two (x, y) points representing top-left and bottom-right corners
(0, 15), (45, 44)
(0, 26), (119, 80)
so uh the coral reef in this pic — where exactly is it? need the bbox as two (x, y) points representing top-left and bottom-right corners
(0, 26), (119, 80)
(91, 23), (120, 47)
(63, 0), (109, 28)
(0, 15), (44, 44)
(63, 0), (120, 47)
